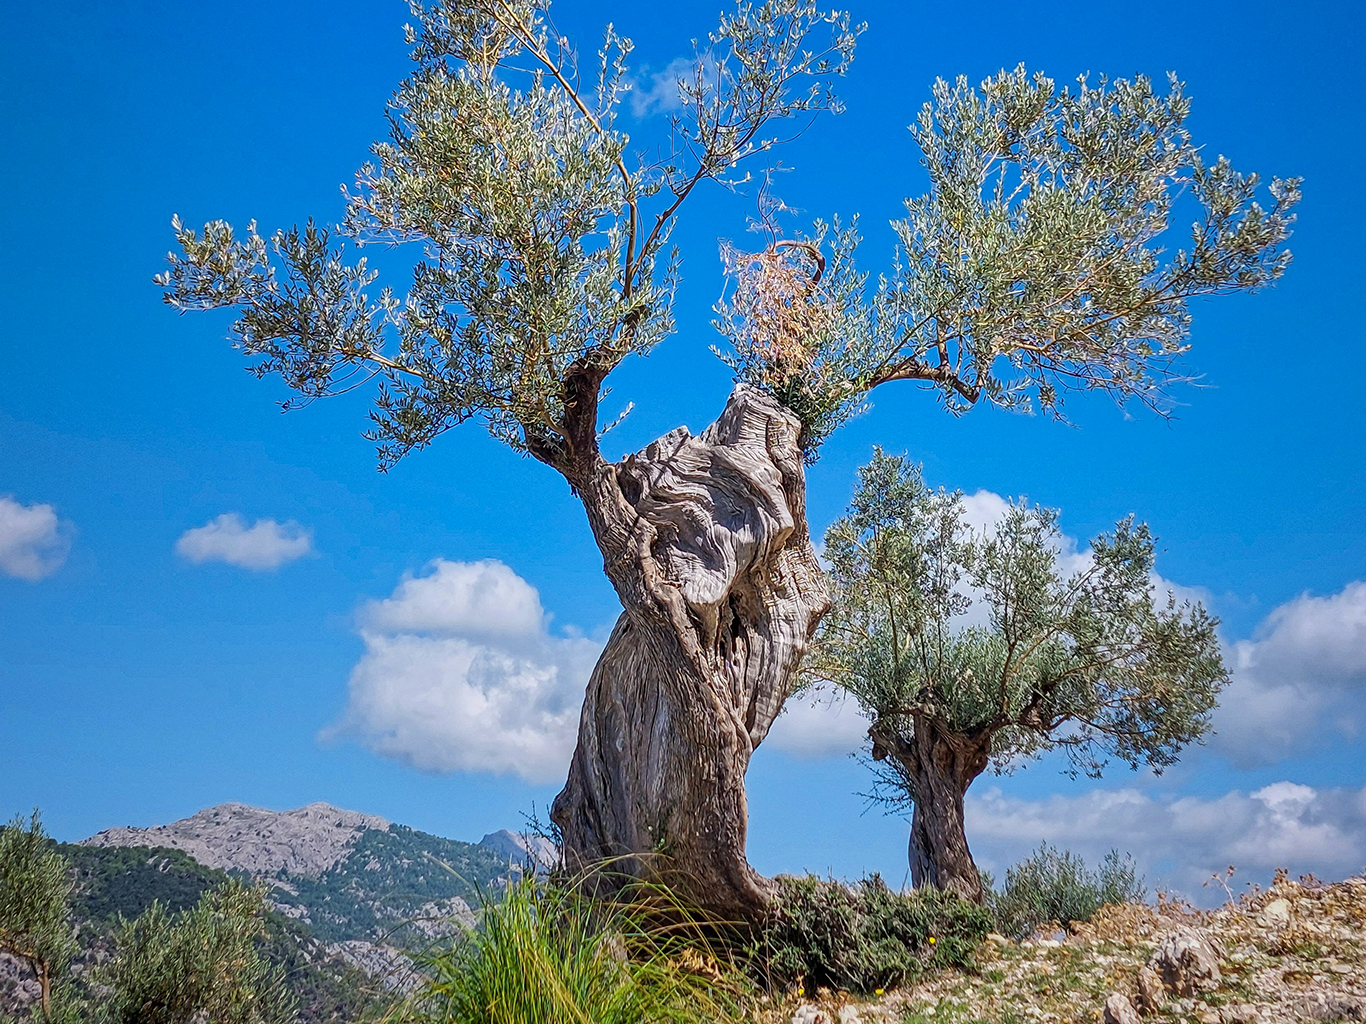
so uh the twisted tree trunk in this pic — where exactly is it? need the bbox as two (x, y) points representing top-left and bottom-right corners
(550, 386), (828, 916)
(871, 716), (990, 903)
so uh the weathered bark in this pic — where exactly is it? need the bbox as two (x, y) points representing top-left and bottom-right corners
(871, 715), (991, 903)
(550, 386), (829, 916)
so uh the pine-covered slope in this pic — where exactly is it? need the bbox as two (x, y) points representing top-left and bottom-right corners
(2, 803), (548, 1022)
(0, 842), (392, 1023)
(81, 802), (535, 947)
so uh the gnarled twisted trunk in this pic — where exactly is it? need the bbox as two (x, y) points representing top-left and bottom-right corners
(871, 715), (990, 903)
(550, 386), (828, 916)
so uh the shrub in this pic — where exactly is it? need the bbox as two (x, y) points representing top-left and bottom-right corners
(0, 811), (77, 1020)
(753, 875), (991, 994)
(989, 845), (1145, 939)
(399, 874), (754, 1024)
(101, 878), (297, 1024)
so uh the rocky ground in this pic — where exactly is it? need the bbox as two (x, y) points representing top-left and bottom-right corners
(776, 872), (1366, 1024)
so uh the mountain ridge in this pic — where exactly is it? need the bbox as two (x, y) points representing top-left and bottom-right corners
(80, 801), (393, 878)
(4, 801), (553, 1021)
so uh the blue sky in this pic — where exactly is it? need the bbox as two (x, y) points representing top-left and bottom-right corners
(2, 0), (1364, 900)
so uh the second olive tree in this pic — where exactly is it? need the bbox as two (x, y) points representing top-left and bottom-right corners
(806, 452), (1227, 902)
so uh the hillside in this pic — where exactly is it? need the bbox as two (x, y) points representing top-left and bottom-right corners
(0, 841), (389, 1023)
(2, 803), (549, 1022)
(5, 804), (1364, 1024)
(81, 802), (544, 947)
(775, 873), (1366, 1024)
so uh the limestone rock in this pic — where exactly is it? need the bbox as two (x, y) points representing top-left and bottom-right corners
(836, 1006), (863, 1024)
(1104, 992), (1142, 1024)
(1217, 1004), (1266, 1024)
(1136, 964), (1165, 1012)
(1295, 992), (1366, 1022)
(791, 1005), (831, 1024)
(327, 940), (420, 992)
(1148, 925), (1222, 997)
(409, 896), (476, 937)
(82, 802), (390, 878)
(478, 828), (560, 871)
(1256, 898), (1291, 929)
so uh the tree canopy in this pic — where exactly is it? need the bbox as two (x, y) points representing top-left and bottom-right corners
(805, 450), (1229, 786)
(102, 879), (296, 1024)
(157, 0), (859, 476)
(0, 811), (76, 1019)
(156, 0), (1297, 471)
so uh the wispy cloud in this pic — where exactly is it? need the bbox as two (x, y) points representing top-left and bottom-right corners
(175, 514), (313, 571)
(0, 495), (72, 581)
(628, 56), (695, 118)
(325, 559), (600, 784)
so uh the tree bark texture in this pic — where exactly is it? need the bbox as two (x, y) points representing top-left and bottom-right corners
(871, 716), (990, 903)
(550, 386), (829, 916)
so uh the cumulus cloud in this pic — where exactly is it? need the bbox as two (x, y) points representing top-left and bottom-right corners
(959, 487), (1204, 605)
(1211, 582), (1366, 767)
(916, 487), (1207, 635)
(0, 495), (72, 581)
(767, 685), (872, 758)
(325, 559), (601, 784)
(175, 514), (313, 571)
(965, 780), (1366, 900)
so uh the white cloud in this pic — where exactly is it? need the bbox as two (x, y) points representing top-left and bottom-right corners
(957, 488), (1014, 538)
(628, 55), (719, 118)
(362, 558), (544, 641)
(965, 780), (1366, 900)
(767, 685), (872, 758)
(0, 495), (71, 581)
(325, 559), (600, 784)
(629, 57), (692, 117)
(175, 514), (313, 571)
(1211, 582), (1366, 767)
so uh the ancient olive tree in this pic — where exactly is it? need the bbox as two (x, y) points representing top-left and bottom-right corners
(157, 0), (1296, 915)
(0, 812), (76, 1020)
(805, 452), (1227, 902)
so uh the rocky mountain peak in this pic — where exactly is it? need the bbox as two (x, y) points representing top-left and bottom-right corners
(81, 802), (390, 878)
(478, 829), (559, 870)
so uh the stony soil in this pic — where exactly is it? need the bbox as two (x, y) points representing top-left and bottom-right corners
(776, 872), (1366, 1024)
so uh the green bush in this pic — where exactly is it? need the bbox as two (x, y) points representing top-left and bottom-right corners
(101, 878), (297, 1024)
(400, 874), (754, 1024)
(753, 875), (991, 995)
(988, 845), (1145, 939)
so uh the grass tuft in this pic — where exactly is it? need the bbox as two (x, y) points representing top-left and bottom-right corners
(391, 873), (755, 1024)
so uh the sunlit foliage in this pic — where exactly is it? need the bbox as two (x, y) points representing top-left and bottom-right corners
(805, 450), (1228, 783)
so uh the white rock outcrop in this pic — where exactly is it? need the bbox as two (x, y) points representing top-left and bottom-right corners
(81, 802), (390, 877)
